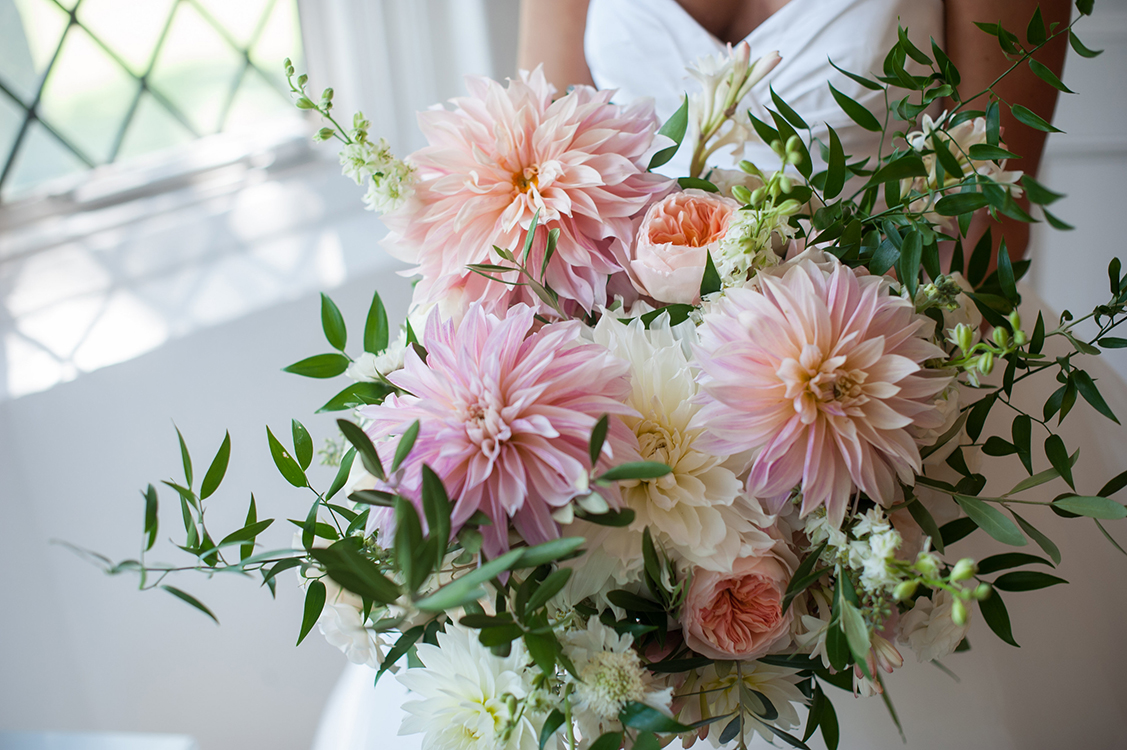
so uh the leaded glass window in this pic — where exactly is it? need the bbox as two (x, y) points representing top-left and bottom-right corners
(0, 0), (304, 203)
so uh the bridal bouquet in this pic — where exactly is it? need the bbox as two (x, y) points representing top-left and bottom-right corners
(83, 3), (1127, 749)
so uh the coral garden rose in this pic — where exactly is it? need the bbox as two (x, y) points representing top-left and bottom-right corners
(628, 189), (739, 304)
(681, 553), (792, 660)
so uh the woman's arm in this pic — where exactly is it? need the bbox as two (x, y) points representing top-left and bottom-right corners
(517, 0), (595, 91)
(944, 0), (1071, 261)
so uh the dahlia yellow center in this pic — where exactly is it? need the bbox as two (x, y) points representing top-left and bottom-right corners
(779, 343), (872, 424)
(513, 165), (540, 193)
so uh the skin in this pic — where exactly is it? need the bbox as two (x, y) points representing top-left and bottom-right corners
(516, 0), (1071, 263)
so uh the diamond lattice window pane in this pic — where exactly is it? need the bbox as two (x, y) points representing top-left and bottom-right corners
(38, 25), (141, 163)
(77, 0), (178, 77)
(148, 1), (244, 135)
(224, 67), (294, 133)
(250, 0), (303, 92)
(116, 89), (195, 160)
(1, 120), (87, 200)
(0, 0), (70, 104)
(195, 0), (272, 48)
(0, 92), (24, 168)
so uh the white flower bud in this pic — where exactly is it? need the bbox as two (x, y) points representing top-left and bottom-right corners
(951, 598), (968, 627)
(894, 580), (919, 601)
(992, 326), (1011, 348)
(974, 583), (992, 600)
(978, 350), (995, 375)
(950, 558), (978, 581)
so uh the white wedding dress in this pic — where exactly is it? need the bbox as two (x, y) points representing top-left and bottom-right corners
(313, 2), (1127, 748)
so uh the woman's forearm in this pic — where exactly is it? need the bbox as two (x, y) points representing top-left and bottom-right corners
(517, 0), (594, 90)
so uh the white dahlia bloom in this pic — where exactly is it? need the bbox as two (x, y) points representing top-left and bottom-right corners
(561, 619), (673, 739)
(397, 625), (540, 750)
(897, 590), (971, 663)
(587, 314), (773, 575)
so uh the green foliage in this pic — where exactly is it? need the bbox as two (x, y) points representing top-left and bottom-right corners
(649, 96), (689, 170)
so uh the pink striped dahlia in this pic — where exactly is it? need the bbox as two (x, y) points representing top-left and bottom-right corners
(381, 67), (673, 316)
(360, 304), (637, 557)
(692, 255), (950, 527)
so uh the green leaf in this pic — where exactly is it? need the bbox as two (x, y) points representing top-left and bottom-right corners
(1069, 30), (1103, 58)
(976, 552), (1054, 575)
(908, 497), (945, 554)
(1077, 0), (1094, 16)
(521, 208), (541, 265)
(1099, 469), (1127, 498)
(1010, 103), (1062, 133)
(310, 539), (401, 604)
(1043, 208), (1074, 231)
(1051, 495), (1127, 519)
(898, 230), (923, 300)
(317, 381), (394, 413)
(1100, 337), (1127, 349)
(968, 143), (1020, 161)
(1020, 175), (1064, 206)
(1044, 434), (1074, 489)
(677, 176), (718, 192)
(1028, 58), (1074, 94)
(395, 497), (427, 592)
(364, 291), (390, 355)
(291, 420), (313, 471)
(283, 353), (350, 379)
(940, 516), (978, 547)
(828, 83), (882, 132)
(985, 100), (1001, 147)
(392, 420), (421, 472)
(840, 598), (872, 677)
(176, 426), (193, 488)
(955, 495), (1027, 546)
(590, 732), (624, 750)
(997, 242), (1018, 302)
(1011, 414), (1033, 474)
(267, 426), (307, 488)
(783, 541), (829, 613)
(142, 484), (159, 552)
(217, 518), (274, 549)
(818, 686), (840, 750)
(898, 24), (932, 65)
(993, 571), (1068, 591)
(934, 192), (990, 217)
(867, 152), (928, 186)
(162, 585), (218, 624)
(598, 462), (672, 482)
(930, 133), (965, 182)
(539, 710), (566, 750)
(1011, 511), (1062, 565)
(770, 86), (810, 130)
(647, 657), (715, 673)
(414, 548), (524, 611)
(320, 293), (347, 351)
(649, 96), (689, 170)
(337, 419), (385, 481)
(700, 251), (721, 297)
(829, 58), (883, 90)
(1026, 6), (1046, 45)
(607, 589), (665, 613)
(1073, 370), (1120, 424)
(979, 588), (1018, 646)
(1095, 519), (1127, 558)
(326, 448), (356, 501)
(525, 568), (572, 612)
(823, 126), (846, 200)
(576, 507), (636, 527)
(517, 537), (586, 568)
(376, 626), (425, 684)
(199, 431), (231, 500)
(1005, 448), (1078, 496)
(619, 702), (691, 733)
(588, 414), (610, 469)
(421, 465), (451, 567)
(297, 580), (326, 646)
(967, 227), (993, 287)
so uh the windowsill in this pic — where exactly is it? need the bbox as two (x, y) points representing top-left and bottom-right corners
(0, 127), (392, 401)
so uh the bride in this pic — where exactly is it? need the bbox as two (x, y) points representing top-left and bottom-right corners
(314, 1), (1127, 747)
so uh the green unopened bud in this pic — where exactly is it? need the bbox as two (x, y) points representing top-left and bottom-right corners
(786, 135), (801, 154)
(1013, 328), (1027, 346)
(738, 159), (761, 176)
(951, 558), (977, 581)
(770, 139), (786, 157)
(297, 73), (308, 87)
(894, 580), (918, 601)
(314, 127), (335, 141)
(992, 326), (1011, 348)
(750, 187), (766, 205)
(978, 350), (995, 375)
(1008, 310), (1022, 331)
(505, 694), (518, 715)
(777, 199), (801, 214)
(295, 96), (316, 110)
(951, 598), (968, 626)
(732, 185), (753, 204)
(778, 175), (793, 193)
(955, 323), (974, 354)
(974, 583), (992, 600)
(915, 552), (941, 578)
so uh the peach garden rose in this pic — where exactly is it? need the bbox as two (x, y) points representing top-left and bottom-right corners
(627, 189), (739, 305)
(681, 552), (793, 660)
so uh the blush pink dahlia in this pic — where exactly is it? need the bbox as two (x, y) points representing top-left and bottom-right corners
(692, 255), (950, 527)
(360, 304), (637, 557)
(381, 67), (673, 316)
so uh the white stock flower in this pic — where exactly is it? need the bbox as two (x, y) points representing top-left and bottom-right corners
(345, 333), (408, 383)
(339, 133), (417, 214)
(897, 590), (971, 663)
(562, 619), (673, 739)
(397, 625), (539, 750)
(588, 314), (773, 575)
